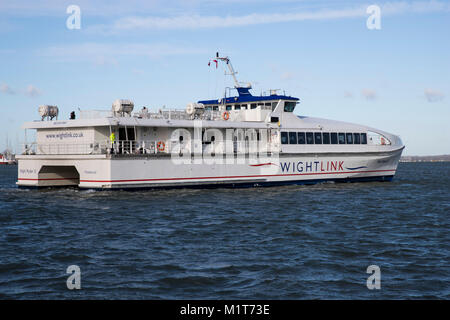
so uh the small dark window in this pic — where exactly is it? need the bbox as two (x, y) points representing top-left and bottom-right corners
(213, 105), (219, 111)
(284, 101), (297, 112)
(179, 136), (184, 142)
(226, 105), (232, 111)
(251, 103), (257, 109)
(271, 116), (279, 123)
(289, 132), (297, 144)
(234, 104), (241, 110)
(346, 133), (353, 144)
(361, 133), (367, 144)
(323, 132), (330, 144)
(211, 136), (215, 142)
(331, 133), (338, 144)
(338, 133), (346, 144)
(306, 132), (314, 144)
(281, 132), (288, 144)
(298, 132), (306, 144)
(314, 132), (322, 144)
(272, 102), (277, 111)
(353, 133), (361, 144)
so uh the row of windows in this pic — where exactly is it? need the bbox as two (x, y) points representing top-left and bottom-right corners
(281, 132), (368, 145)
(205, 102), (276, 111)
(204, 101), (297, 112)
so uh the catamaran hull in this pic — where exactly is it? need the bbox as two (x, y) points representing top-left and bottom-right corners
(16, 147), (403, 189)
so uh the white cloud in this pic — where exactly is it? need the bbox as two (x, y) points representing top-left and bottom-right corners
(280, 71), (294, 81)
(362, 89), (377, 100)
(25, 85), (42, 97)
(83, 1), (450, 32)
(0, 83), (15, 95)
(38, 42), (207, 63)
(424, 89), (444, 102)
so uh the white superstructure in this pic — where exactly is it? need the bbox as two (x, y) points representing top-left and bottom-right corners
(16, 54), (404, 189)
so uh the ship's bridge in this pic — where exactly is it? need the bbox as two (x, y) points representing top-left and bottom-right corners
(198, 87), (299, 113)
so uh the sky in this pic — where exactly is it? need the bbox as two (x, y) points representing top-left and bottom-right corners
(0, 0), (449, 155)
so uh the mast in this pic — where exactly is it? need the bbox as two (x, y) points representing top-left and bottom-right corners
(214, 52), (252, 91)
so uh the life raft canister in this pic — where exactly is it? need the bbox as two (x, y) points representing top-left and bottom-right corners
(222, 111), (230, 121)
(157, 141), (165, 152)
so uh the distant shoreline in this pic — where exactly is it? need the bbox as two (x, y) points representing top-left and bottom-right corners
(401, 155), (450, 162)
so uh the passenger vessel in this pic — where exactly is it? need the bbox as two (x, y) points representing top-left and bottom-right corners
(16, 54), (404, 189)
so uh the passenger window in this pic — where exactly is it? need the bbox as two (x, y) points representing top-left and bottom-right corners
(281, 132), (288, 144)
(346, 133), (353, 144)
(205, 106), (212, 111)
(251, 103), (257, 109)
(331, 133), (338, 144)
(361, 133), (367, 144)
(338, 133), (346, 144)
(235, 104), (241, 110)
(314, 132), (322, 144)
(306, 132), (314, 144)
(298, 132), (306, 144)
(241, 104), (247, 110)
(272, 102), (278, 111)
(323, 132), (330, 144)
(226, 105), (232, 111)
(353, 133), (361, 144)
(213, 105), (219, 111)
(289, 132), (297, 144)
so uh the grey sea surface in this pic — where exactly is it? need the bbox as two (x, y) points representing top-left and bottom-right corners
(0, 162), (448, 299)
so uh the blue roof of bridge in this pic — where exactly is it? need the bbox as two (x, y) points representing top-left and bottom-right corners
(197, 87), (299, 105)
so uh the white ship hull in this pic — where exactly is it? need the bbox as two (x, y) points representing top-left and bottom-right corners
(17, 147), (403, 189)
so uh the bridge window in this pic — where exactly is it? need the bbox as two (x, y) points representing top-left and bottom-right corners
(281, 132), (288, 144)
(314, 132), (322, 144)
(331, 133), (338, 144)
(361, 133), (367, 144)
(323, 132), (330, 144)
(306, 132), (314, 144)
(353, 133), (361, 144)
(346, 133), (353, 144)
(284, 101), (297, 112)
(338, 133), (345, 144)
(289, 132), (297, 144)
(297, 132), (306, 144)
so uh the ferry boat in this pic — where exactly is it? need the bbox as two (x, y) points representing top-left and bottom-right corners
(0, 154), (8, 165)
(16, 54), (404, 189)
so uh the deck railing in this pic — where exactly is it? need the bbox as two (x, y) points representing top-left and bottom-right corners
(22, 139), (280, 156)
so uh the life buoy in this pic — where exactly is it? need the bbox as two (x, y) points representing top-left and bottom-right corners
(222, 111), (230, 121)
(157, 141), (165, 152)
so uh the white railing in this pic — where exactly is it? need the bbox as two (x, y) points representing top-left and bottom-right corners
(22, 139), (280, 156)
